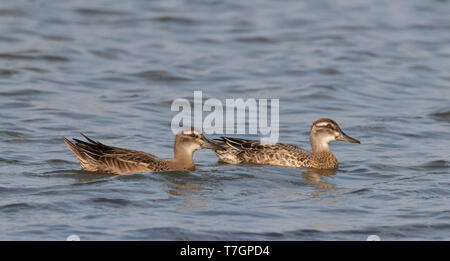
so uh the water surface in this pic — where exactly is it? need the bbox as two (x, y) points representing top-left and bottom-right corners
(0, 0), (449, 240)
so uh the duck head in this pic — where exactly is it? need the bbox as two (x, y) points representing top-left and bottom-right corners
(174, 129), (223, 154)
(310, 118), (360, 153)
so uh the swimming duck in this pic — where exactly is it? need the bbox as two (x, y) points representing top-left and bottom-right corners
(213, 118), (360, 169)
(63, 129), (222, 174)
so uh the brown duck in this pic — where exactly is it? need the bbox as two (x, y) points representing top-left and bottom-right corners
(213, 118), (360, 169)
(63, 129), (222, 174)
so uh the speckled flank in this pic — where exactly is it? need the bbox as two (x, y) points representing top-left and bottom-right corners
(213, 118), (359, 169)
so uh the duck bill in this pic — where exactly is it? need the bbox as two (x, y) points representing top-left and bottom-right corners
(337, 132), (360, 144)
(201, 137), (225, 150)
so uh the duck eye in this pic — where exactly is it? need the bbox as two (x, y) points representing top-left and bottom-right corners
(327, 124), (332, 129)
(191, 133), (196, 138)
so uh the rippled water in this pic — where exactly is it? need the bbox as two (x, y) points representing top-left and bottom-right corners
(1, 0), (449, 240)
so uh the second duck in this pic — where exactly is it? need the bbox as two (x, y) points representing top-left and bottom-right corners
(213, 118), (360, 169)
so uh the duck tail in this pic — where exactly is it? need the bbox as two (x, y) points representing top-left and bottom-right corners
(63, 136), (98, 171)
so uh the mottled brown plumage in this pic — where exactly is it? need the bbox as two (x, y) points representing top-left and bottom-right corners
(213, 118), (360, 169)
(63, 130), (222, 175)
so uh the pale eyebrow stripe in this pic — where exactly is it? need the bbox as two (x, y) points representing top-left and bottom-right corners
(182, 130), (200, 135)
(315, 122), (330, 127)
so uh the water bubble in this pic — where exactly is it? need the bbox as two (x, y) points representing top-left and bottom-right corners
(67, 234), (81, 241)
(366, 235), (381, 241)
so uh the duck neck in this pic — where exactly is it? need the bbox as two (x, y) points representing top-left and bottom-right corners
(310, 136), (338, 168)
(310, 135), (332, 155)
(172, 143), (195, 170)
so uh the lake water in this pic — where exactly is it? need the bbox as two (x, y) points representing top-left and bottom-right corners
(0, 0), (449, 240)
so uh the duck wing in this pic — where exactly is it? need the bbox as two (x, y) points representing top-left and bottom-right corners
(214, 136), (311, 166)
(217, 136), (305, 153)
(215, 137), (262, 152)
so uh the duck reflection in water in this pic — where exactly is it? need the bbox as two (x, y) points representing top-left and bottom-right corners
(163, 171), (208, 209)
(301, 168), (337, 192)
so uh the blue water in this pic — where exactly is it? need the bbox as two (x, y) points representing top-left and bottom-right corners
(0, 0), (449, 240)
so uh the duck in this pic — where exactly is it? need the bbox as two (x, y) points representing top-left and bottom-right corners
(63, 129), (223, 175)
(212, 118), (360, 169)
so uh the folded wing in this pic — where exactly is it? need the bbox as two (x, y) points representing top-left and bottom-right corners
(213, 136), (311, 166)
